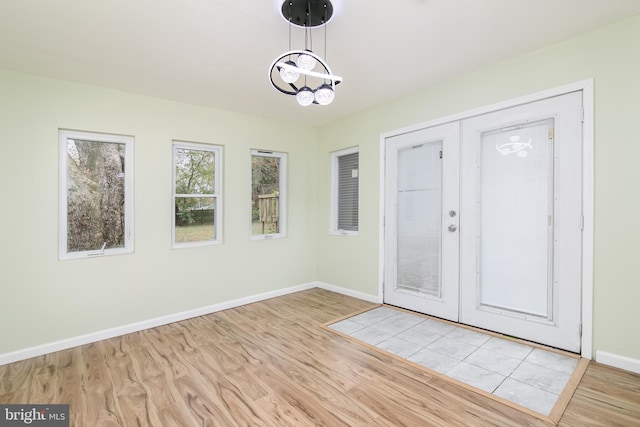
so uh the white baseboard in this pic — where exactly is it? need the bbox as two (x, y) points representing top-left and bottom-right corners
(0, 282), (317, 366)
(315, 281), (382, 304)
(596, 350), (640, 374)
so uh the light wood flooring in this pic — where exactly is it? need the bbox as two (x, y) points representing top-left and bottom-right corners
(1, 288), (639, 426)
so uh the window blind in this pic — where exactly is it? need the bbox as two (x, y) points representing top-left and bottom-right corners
(337, 152), (359, 231)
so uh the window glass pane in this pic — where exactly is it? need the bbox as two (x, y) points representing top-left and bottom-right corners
(175, 196), (216, 243)
(175, 148), (215, 194)
(337, 152), (359, 231)
(396, 142), (442, 297)
(66, 138), (126, 252)
(172, 143), (220, 247)
(480, 119), (553, 316)
(251, 154), (281, 236)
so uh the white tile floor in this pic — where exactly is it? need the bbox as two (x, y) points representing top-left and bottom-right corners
(329, 306), (580, 416)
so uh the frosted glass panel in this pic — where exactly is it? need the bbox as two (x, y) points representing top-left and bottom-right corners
(397, 142), (442, 297)
(479, 119), (553, 317)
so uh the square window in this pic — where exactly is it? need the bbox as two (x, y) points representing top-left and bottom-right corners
(251, 150), (287, 239)
(59, 129), (134, 259)
(172, 141), (222, 248)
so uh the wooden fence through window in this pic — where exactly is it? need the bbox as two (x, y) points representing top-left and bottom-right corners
(258, 194), (279, 234)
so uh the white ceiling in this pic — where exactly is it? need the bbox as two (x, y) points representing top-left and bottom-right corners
(1, 0), (639, 126)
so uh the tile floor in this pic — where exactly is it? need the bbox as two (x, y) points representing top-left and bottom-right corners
(329, 306), (580, 416)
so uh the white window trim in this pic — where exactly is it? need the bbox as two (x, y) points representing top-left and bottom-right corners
(58, 129), (134, 260)
(250, 149), (287, 240)
(330, 146), (359, 236)
(172, 141), (223, 249)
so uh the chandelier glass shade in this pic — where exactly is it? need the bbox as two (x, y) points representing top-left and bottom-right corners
(296, 50), (317, 70)
(295, 86), (315, 106)
(279, 60), (300, 83)
(314, 83), (335, 105)
(269, 0), (341, 106)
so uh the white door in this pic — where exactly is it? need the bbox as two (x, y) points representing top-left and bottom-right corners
(384, 122), (460, 322)
(383, 92), (583, 352)
(460, 92), (583, 352)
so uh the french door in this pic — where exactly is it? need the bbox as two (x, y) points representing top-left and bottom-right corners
(383, 122), (460, 321)
(384, 92), (583, 352)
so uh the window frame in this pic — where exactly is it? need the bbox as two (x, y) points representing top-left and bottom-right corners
(172, 140), (223, 249)
(330, 146), (359, 236)
(58, 129), (134, 260)
(250, 149), (287, 240)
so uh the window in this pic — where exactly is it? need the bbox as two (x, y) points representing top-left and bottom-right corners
(251, 150), (287, 239)
(59, 129), (134, 259)
(331, 147), (359, 235)
(172, 141), (222, 248)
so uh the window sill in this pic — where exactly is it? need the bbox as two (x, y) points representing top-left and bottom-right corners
(172, 240), (222, 250)
(330, 230), (359, 237)
(250, 233), (286, 241)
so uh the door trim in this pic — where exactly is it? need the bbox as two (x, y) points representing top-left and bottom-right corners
(378, 79), (594, 359)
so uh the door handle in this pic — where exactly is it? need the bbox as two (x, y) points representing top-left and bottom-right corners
(448, 224), (457, 232)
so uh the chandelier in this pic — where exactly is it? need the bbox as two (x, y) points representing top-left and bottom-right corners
(269, 0), (342, 106)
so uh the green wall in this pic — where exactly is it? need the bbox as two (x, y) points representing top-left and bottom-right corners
(0, 70), (318, 355)
(316, 14), (640, 360)
(1, 13), (639, 364)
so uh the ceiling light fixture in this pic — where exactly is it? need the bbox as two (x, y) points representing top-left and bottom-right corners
(269, 0), (342, 107)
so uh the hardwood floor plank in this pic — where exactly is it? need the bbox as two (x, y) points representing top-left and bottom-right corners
(0, 357), (34, 404)
(53, 348), (88, 427)
(79, 342), (127, 426)
(253, 393), (328, 427)
(250, 365), (352, 427)
(558, 363), (640, 426)
(0, 288), (639, 426)
(107, 349), (160, 426)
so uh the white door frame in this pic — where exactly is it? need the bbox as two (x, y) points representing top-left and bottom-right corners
(378, 80), (594, 359)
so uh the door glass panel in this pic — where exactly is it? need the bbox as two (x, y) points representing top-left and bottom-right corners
(479, 119), (554, 317)
(396, 142), (443, 297)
